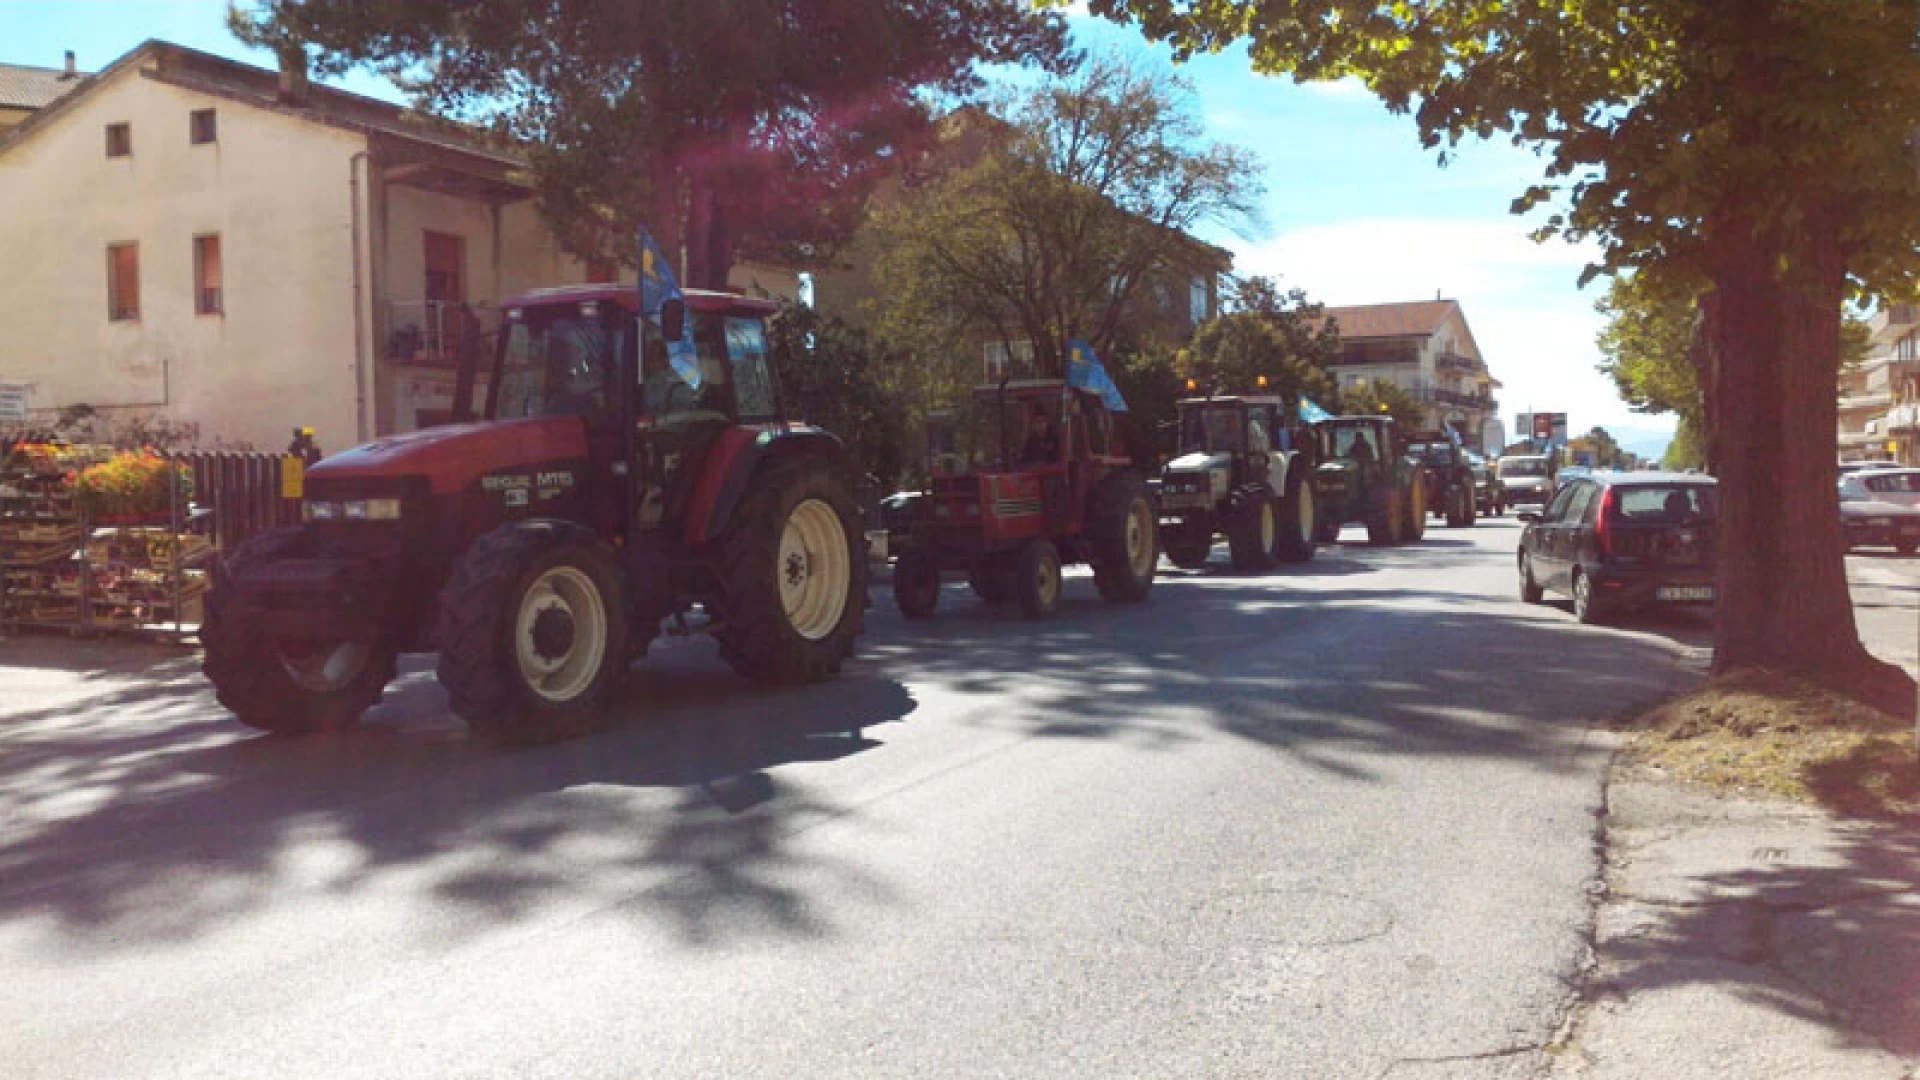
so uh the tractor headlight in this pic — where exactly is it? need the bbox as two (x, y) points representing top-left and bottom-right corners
(302, 500), (339, 521)
(342, 498), (403, 521)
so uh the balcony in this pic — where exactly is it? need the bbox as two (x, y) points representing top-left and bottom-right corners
(1434, 350), (1477, 373)
(386, 302), (500, 370)
(1839, 390), (1894, 413)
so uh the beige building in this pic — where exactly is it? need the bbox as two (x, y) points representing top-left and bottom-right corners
(1849, 305), (1918, 465)
(0, 41), (803, 453)
(1312, 299), (1503, 451)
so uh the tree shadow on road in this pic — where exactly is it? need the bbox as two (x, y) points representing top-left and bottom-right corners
(0, 651), (917, 950)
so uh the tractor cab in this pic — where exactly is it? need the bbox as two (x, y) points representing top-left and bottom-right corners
(1309, 415), (1427, 545)
(1164, 395), (1300, 502)
(1156, 395), (1318, 571)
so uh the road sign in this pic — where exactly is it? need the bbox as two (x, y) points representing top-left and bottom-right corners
(0, 384), (29, 422)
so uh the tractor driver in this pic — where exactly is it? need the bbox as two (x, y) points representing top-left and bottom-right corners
(1021, 405), (1060, 466)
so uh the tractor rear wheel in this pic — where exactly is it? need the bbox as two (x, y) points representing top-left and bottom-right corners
(1366, 482), (1405, 546)
(203, 527), (397, 735)
(1403, 472), (1428, 543)
(1088, 471), (1157, 603)
(894, 550), (940, 618)
(1015, 539), (1063, 619)
(714, 458), (866, 684)
(1275, 466), (1316, 564)
(436, 524), (630, 743)
(1162, 522), (1213, 570)
(1229, 491), (1278, 571)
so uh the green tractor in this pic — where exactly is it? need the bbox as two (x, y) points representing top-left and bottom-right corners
(1310, 414), (1427, 546)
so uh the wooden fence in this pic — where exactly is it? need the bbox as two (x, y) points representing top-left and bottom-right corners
(174, 452), (302, 552)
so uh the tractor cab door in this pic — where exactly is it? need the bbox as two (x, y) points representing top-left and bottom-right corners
(1245, 405), (1278, 490)
(637, 315), (734, 530)
(492, 307), (628, 533)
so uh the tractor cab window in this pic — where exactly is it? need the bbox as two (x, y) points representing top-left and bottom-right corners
(1181, 407), (1244, 453)
(725, 317), (777, 422)
(1079, 395), (1111, 456)
(495, 314), (620, 421)
(1331, 422), (1381, 464)
(644, 314), (732, 422)
(1246, 411), (1270, 454)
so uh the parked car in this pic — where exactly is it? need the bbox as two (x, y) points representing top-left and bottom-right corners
(1497, 454), (1554, 508)
(1517, 472), (1717, 624)
(1845, 467), (1920, 509)
(1840, 460), (1896, 477)
(1841, 476), (1920, 555)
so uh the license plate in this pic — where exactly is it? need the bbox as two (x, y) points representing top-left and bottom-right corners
(1657, 586), (1715, 602)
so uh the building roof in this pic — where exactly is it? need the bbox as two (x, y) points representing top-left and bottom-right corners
(0, 62), (83, 110)
(1314, 300), (1460, 341)
(0, 40), (522, 174)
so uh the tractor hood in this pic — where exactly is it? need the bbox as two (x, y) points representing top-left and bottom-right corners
(310, 417), (589, 495)
(1166, 451), (1231, 474)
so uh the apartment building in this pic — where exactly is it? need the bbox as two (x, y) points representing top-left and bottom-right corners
(1312, 299), (1504, 451)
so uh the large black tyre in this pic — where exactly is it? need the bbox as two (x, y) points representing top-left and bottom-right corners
(1162, 522), (1213, 570)
(203, 527), (398, 735)
(968, 558), (1014, 605)
(1366, 482), (1405, 546)
(894, 550), (940, 618)
(1014, 539), (1063, 619)
(1088, 470), (1157, 603)
(1403, 472), (1428, 544)
(1313, 509), (1342, 545)
(1228, 490), (1278, 571)
(436, 523), (630, 743)
(713, 458), (866, 684)
(1275, 464), (1316, 564)
(1445, 483), (1472, 528)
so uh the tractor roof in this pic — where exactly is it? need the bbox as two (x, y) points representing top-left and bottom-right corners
(503, 283), (780, 317)
(969, 379), (1103, 403)
(1177, 395), (1283, 408)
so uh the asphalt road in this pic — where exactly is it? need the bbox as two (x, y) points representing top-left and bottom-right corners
(0, 520), (1735, 1079)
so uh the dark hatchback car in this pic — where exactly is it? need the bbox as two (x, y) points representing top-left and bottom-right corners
(1518, 472), (1717, 624)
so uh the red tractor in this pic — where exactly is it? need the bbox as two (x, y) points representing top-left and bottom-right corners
(886, 380), (1158, 619)
(202, 285), (867, 741)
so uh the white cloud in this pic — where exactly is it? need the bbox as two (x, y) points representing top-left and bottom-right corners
(1230, 218), (1667, 439)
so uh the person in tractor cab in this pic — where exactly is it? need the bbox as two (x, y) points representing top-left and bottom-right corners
(1022, 405), (1061, 466)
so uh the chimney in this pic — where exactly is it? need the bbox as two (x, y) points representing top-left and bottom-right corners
(62, 50), (76, 79)
(276, 43), (309, 106)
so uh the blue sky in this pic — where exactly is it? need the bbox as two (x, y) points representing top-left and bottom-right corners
(1, 1), (1672, 456)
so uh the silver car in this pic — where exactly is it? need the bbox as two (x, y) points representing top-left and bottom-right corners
(1497, 454), (1553, 507)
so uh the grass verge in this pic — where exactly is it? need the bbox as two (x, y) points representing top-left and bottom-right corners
(1623, 667), (1920, 818)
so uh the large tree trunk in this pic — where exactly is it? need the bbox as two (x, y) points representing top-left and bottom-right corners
(1702, 209), (1870, 675)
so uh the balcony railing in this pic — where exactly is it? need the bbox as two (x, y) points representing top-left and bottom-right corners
(386, 302), (500, 369)
(1840, 390), (1894, 412)
(1434, 350), (1477, 373)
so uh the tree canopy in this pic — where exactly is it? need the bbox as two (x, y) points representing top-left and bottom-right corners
(1180, 277), (1340, 404)
(868, 55), (1263, 376)
(233, 0), (1069, 286)
(1337, 378), (1423, 432)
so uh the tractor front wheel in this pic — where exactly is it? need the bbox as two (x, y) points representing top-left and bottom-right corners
(1366, 483), (1406, 546)
(1403, 473), (1428, 543)
(1015, 539), (1063, 619)
(1088, 471), (1158, 603)
(1229, 492), (1278, 571)
(894, 551), (940, 618)
(1162, 522), (1213, 570)
(203, 528), (397, 735)
(436, 524), (630, 743)
(714, 459), (867, 683)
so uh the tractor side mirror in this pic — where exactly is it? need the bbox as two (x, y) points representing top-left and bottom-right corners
(660, 298), (686, 341)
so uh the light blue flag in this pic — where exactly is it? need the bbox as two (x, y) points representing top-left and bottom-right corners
(1298, 397), (1333, 424)
(1066, 339), (1128, 413)
(639, 228), (701, 389)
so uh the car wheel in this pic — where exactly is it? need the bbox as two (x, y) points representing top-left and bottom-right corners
(1519, 552), (1545, 604)
(1572, 570), (1606, 625)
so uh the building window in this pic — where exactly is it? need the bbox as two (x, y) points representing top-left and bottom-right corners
(424, 231), (466, 307)
(194, 234), (223, 315)
(190, 109), (217, 145)
(1899, 334), (1917, 363)
(105, 122), (131, 158)
(107, 243), (139, 321)
(984, 340), (1035, 381)
(1190, 277), (1209, 325)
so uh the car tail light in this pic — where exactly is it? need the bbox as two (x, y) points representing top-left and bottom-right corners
(1596, 487), (1616, 556)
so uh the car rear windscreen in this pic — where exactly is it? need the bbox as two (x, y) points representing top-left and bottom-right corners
(1610, 484), (1717, 523)
(1865, 472), (1920, 494)
(1501, 459), (1547, 476)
